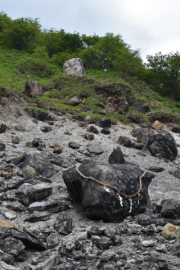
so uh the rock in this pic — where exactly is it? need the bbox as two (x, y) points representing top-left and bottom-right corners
(28, 200), (69, 213)
(0, 250), (14, 266)
(162, 223), (180, 240)
(156, 244), (166, 252)
(132, 141), (144, 149)
(173, 168), (180, 179)
(41, 126), (52, 133)
(63, 162), (155, 221)
(16, 183), (52, 206)
(25, 142), (33, 148)
(0, 237), (25, 257)
(23, 154), (54, 178)
(1, 201), (25, 212)
(140, 123), (149, 128)
(147, 130), (178, 161)
(138, 214), (152, 226)
(4, 211), (16, 220)
(97, 117), (111, 128)
(15, 125), (25, 131)
(87, 126), (99, 134)
(32, 138), (42, 147)
(54, 213), (72, 235)
(28, 108), (49, 122)
(47, 233), (59, 249)
(96, 102), (105, 109)
(68, 142), (80, 149)
(22, 166), (36, 178)
(84, 116), (92, 122)
(109, 147), (125, 164)
(84, 134), (94, 141)
(101, 128), (110, 135)
(170, 238), (180, 257)
(0, 143), (5, 151)
(142, 240), (154, 247)
(117, 136), (132, 148)
(24, 80), (42, 98)
(152, 120), (164, 130)
(73, 114), (84, 121)
(0, 123), (6, 134)
(87, 144), (104, 155)
(117, 100), (129, 114)
(171, 125), (180, 133)
(53, 146), (62, 154)
(0, 261), (16, 270)
(159, 199), (180, 219)
(133, 102), (150, 113)
(148, 166), (165, 172)
(67, 96), (82, 106)
(9, 105), (23, 118)
(25, 211), (51, 222)
(63, 58), (86, 75)
(11, 137), (19, 144)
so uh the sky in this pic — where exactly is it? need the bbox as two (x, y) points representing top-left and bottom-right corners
(1, 0), (180, 61)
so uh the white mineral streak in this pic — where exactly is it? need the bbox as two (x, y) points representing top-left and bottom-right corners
(129, 198), (133, 212)
(117, 194), (123, 207)
(104, 186), (110, 193)
(138, 193), (140, 204)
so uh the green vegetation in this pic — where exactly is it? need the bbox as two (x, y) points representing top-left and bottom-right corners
(1, 11), (180, 124)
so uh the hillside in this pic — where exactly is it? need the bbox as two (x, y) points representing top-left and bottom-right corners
(1, 47), (180, 126)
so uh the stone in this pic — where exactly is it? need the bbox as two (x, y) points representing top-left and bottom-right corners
(54, 213), (72, 235)
(1, 201), (25, 212)
(96, 102), (105, 109)
(87, 144), (104, 155)
(22, 166), (36, 178)
(28, 200), (69, 213)
(41, 126), (52, 132)
(101, 128), (110, 135)
(173, 169), (180, 180)
(73, 114), (84, 121)
(117, 136), (132, 147)
(100, 250), (116, 262)
(109, 147), (125, 164)
(28, 108), (49, 121)
(23, 154), (54, 178)
(171, 125), (180, 133)
(170, 238), (180, 257)
(84, 115), (92, 122)
(68, 142), (80, 149)
(0, 143), (5, 151)
(142, 240), (154, 247)
(84, 134), (94, 141)
(160, 199), (180, 219)
(152, 120), (164, 130)
(132, 141), (144, 149)
(117, 100), (129, 114)
(67, 96), (82, 106)
(148, 166), (165, 172)
(9, 105), (23, 117)
(53, 146), (62, 154)
(4, 211), (16, 220)
(32, 138), (42, 147)
(11, 137), (19, 144)
(133, 102), (150, 113)
(0, 237), (25, 257)
(16, 183), (52, 206)
(87, 125), (99, 134)
(24, 80), (42, 98)
(15, 125), (25, 131)
(0, 123), (6, 134)
(25, 211), (51, 222)
(47, 233), (59, 248)
(0, 261), (16, 270)
(156, 244), (166, 252)
(97, 117), (111, 128)
(0, 250), (14, 266)
(63, 58), (86, 75)
(162, 223), (180, 240)
(63, 162), (155, 221)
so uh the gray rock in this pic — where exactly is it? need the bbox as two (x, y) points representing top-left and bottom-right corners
(67, 96), (82, 106)
(63, 162), (155, 221)
(1, 201), (25, 212)
(97, 117), (111, 128)
(148, 166), (165, 172)
(54, 213), (72, 235)
(47, 233), (59, 249)
(141, 240), (154, 247)
(0, 250), (14, 266)
(109, 147), (125, 164)
(133, 102), (150, 113)
(68, 142), (80, 149)
(24, 80), (42, 98)
(0, 123), (6, 134)
(87, 144), (104, 155)
(117, 136), (132, 147)
(0, 237), (25, 257)
(0, 261), (16, 270)
(63, 58), (86, 75)
(16, 183), (52, 206)
(15, 125), (25, 132)
(25, 211), (51, 222)
(28, 200), (69, 213)
(101, 128), (110, 135)
(87, 126), (99, 134)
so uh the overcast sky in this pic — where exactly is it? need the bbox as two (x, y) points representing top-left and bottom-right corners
(1, 0), (180, 61)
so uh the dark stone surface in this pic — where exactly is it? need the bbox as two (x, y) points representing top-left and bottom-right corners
(101, 128), (110, 135)
(54, 213), (72, 235)
(133, 102), (150, 113)
(0, 250), (14, 266)
(87, 126), (99, 134)
(0, 123), (6, 134)
(0, 143), (5, 151)
(63, 162), (155, 221)
(68, 142), (80, 149)
(109, 147), (125, 164)
(87, 144), (104, 155)
(117, 136), (132, 148)
(148, 166), (165, 173)
(171, 125), (180, 133)
(73, 115), (84, 121)
(97, 118), (111, 128)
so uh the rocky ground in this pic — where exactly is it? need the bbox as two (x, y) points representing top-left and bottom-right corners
(1, 98), (180, 269)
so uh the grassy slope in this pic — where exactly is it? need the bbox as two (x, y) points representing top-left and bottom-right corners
(1, 47), (180, 124)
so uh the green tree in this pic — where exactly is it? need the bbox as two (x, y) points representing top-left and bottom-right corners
(113, 47), (142, 79)
(32, 45), (49, 60)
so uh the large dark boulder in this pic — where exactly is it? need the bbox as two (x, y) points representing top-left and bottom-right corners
(131, 128), (178, 161)
(117, 136), (132, 148)
(23, 154), (54, 178)
(133, 102), (150, 113)
(26, 108), (49, 122)
(97, 118), (111, 128)
(63, 162), (154, 222)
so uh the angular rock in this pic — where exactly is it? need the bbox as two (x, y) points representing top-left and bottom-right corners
(109, 147), (125, 164)
(73, 114), (84, 121)
(11, 137), (19, 144)
(1, 201), (25, 212)
(0, 123), (6, 134)
(142, 240), (154, 247)
(15, 125), (25, 132)
(63, 58), (86, 75)
(152, 120), (164, 130)
(0, 261), (16, 270)
(132, 141), (144, 149)
(0, 237), (25, 257)
(23, 154), (54, 178)
(87, 126), (99, 134)
(28, 200), (69, 213)
(97, 117), (111, 128)
(84, 134), (94, 141)
(41, 126), (52, 133)
(0, 250), (14, 266)
(63, 162), (155, 221)
(67, 96), (82, 106)
(31, 109), (49, 121)
(173, 169), (180, 180)
(53, 146), (62, 154)
(25, 211), (51, 222)
(117, 136), (132, 148)
(101, 128), (110, 135)
(24, 80), (42, 98)
(32, 138), (42, 147)
(54, 213), (72, 235)
(87, 144), (104, 155)
(0, 143), (5, 151)
(133, 102), (150, 113)
(148, 166), (165, 173)
(16, 183), (52, 206)
(47, 233), (59, 249)
(68, 142), (80, 149)
(9, 105), (23, 118)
